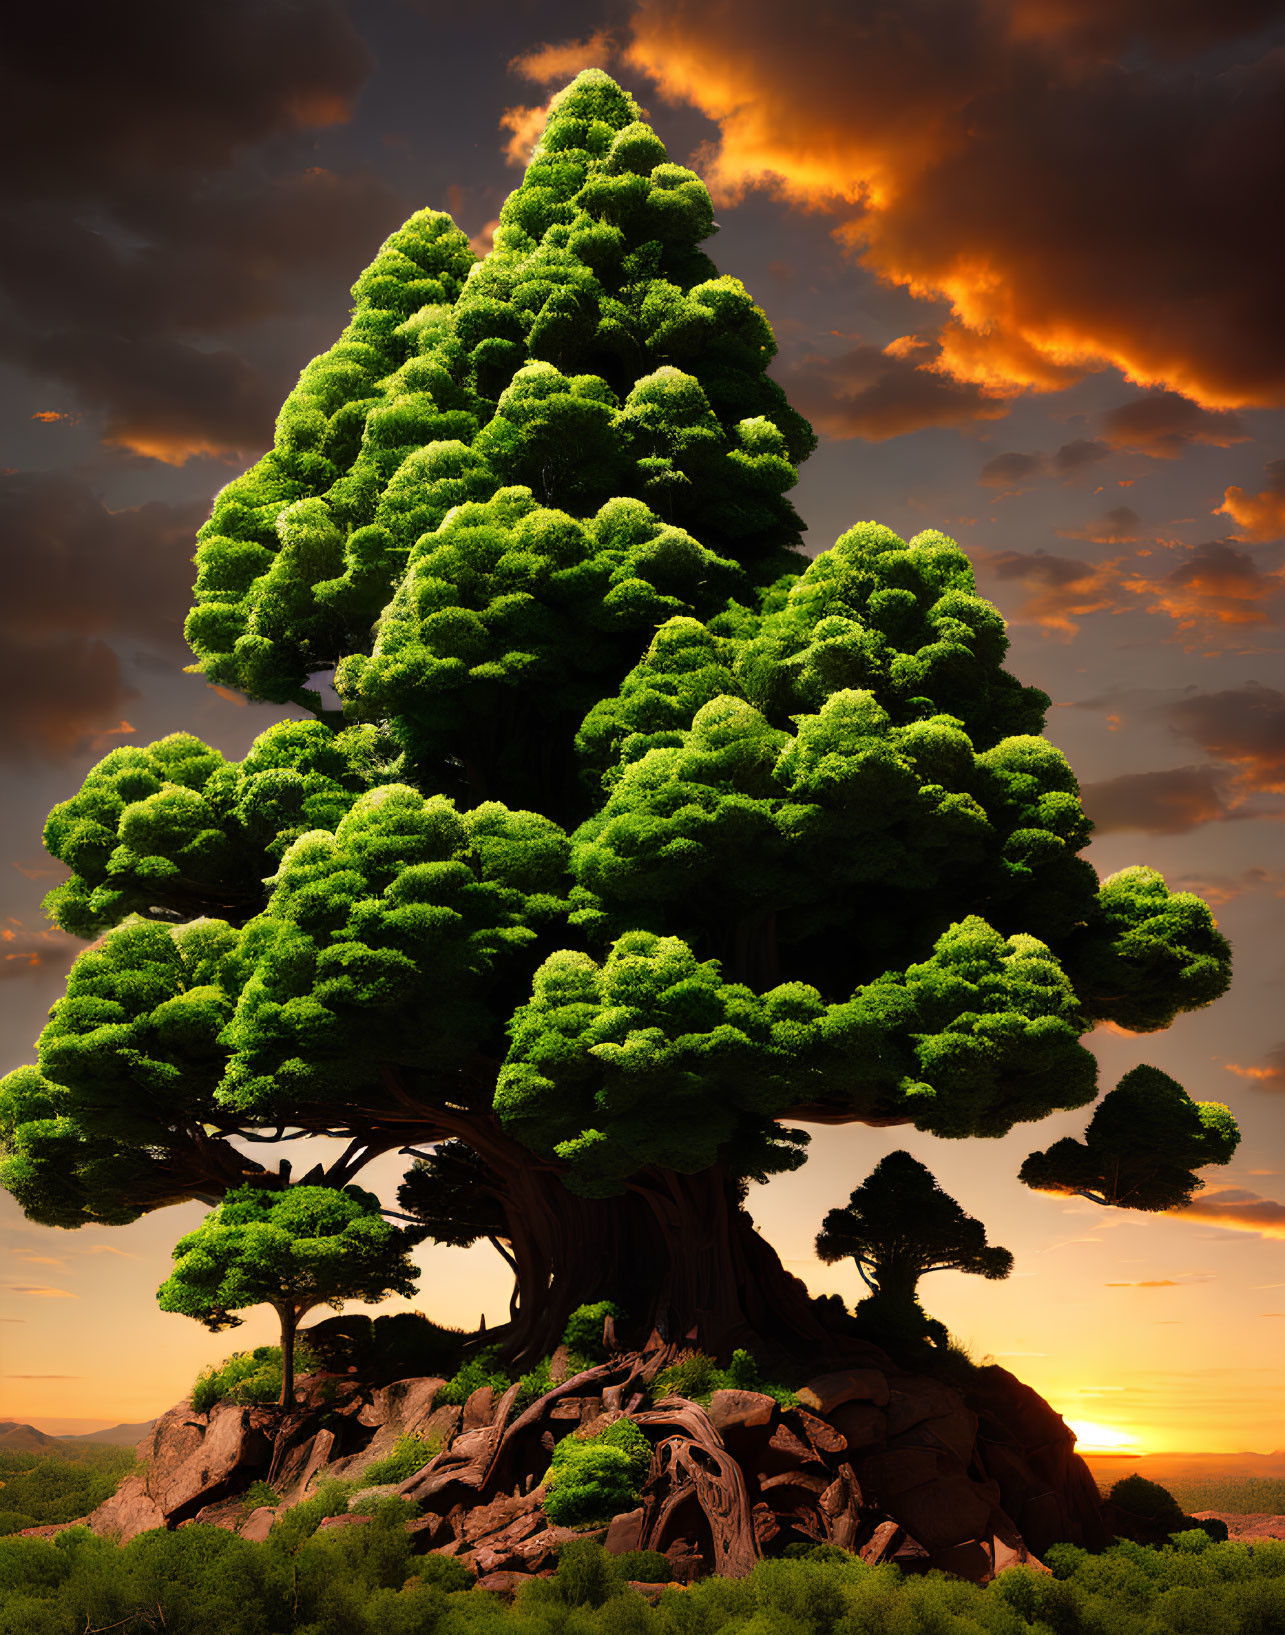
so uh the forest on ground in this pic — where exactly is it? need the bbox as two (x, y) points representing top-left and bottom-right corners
(2, 1518), (1284, 1635)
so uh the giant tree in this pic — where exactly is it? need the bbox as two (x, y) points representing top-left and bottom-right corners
(0, 71), (1238, 1371)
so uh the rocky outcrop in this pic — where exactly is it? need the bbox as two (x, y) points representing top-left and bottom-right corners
(72, 1335), (1104, 1584)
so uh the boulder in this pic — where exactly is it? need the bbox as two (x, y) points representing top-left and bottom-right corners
(462, 1386), (496, 1430)
(707, 1390), (775, 1438)
(827, 1400), (886, 1453)
(86, 1476), (166, 1542)
(240, 1506), (277, 1543)
(858, 1518), (904, 1564)
(478, 1570), (539, 1596)
(356, 1376), (446, 1433)
(796, 1369), (890, 1414)
(604, 1507), (646, 1555)
(878, 1471), (1000, 1553)
(884, 1378), (969, 1441)
(145, 1404), (271, 1521)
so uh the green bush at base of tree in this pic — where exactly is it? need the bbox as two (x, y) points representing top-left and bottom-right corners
(191, 1345), (321, 1414)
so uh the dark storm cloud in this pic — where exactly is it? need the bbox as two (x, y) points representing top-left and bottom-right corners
(1164, 683), (1285, 793)
(1053, 440), (1111, 475)
(977, 439), (1111, 486)
(978, 450), (1045, 488)
(626, 0), (1285, 415)
(781, 337), (1012, 442)
(1099, 393), (1249, 460)
(1080, 766), (1239, 834)
(1, 1), (374, 195)
(1055, 507), (1143, 545)
(0, 473), (205, 762)
(0, 2), (402, 462)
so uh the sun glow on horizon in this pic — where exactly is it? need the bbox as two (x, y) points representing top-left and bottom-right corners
(1067, 1419), (1145, 1455)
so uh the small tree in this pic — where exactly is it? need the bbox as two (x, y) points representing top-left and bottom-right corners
(1019, 1065), (1239, 1210)
(816, 1150), (1013, 1347)
(158, 1184), (422, 1406)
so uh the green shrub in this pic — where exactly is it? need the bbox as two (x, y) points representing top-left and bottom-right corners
(360, 1433), (440, 1485)
(1110, 1473), (1186, 1525)
(561, 1301), (622, 1363)
(543, 1417), (652, 1528)
(608, 1548), (671, 1583)
(190, 1343), (320, 1413)
(0, 1510), (37, 1535)
(239, 1480), (279, 1513)
(551, 1537), (617, 1607)
(436, 1346), (510, 1406)
(651, 1348), (798, 1408)
(412, 1551), (475, 1592)
(515, 1355), (553, 1410)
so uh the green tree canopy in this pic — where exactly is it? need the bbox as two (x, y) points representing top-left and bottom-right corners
(0, 69), (1238, 1365)
(157, 1184), (422, 1405)
(816, 1149), (1014, 1297)
(1019, 1065), (1239, 1211)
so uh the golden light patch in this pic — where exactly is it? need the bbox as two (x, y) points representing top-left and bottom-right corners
(1066, 1420), (1144, 1454)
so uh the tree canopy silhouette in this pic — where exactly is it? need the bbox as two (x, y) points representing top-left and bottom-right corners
(0, 70), (1237, 1368)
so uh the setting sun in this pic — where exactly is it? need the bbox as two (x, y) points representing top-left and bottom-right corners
(1067, 1420), (1145, 1455)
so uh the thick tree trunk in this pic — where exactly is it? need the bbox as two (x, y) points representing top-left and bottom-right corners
(279, 1305), (298, 1409)
(478, 1144), (861, 1372)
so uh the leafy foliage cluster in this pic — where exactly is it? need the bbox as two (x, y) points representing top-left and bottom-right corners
(651, 1347), (798, 1407)
(0, 1445), (135, 1536)
(191, 1345), (321, 1414)
(2, 1525), (1283, 1635)
(358, 1434), (443, 1486)
(540, 1416), (652, 1527)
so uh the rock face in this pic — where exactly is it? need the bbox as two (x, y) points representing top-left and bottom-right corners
(77, 1336), (1105, 1584)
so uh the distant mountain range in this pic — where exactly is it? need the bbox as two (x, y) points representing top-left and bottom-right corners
(0, 1420), (62, 1452)
(0, 1418), (156, 1451)
(1083, 1450), (1285, 1482)
(57, 1420), (156, 1446)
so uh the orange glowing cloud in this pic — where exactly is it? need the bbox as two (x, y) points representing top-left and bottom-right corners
(1172, 1186), (1285, 1239)
(1216, 459), (1285, 543)
(1165, 683), (1285, 794)
(976, 548), (1126, 637)
(977, 538), (1285, 653)
(500, 103), (550, 168)
(510, 31), (616, 84)
(1120, 543), (1285, 639)
(625, 0), (1285, 415)
(1226, 1045), (1285, 1089)
(782, 335), (1013, 442)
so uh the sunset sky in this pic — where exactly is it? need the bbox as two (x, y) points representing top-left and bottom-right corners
(2, 0), (1283, 1457)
